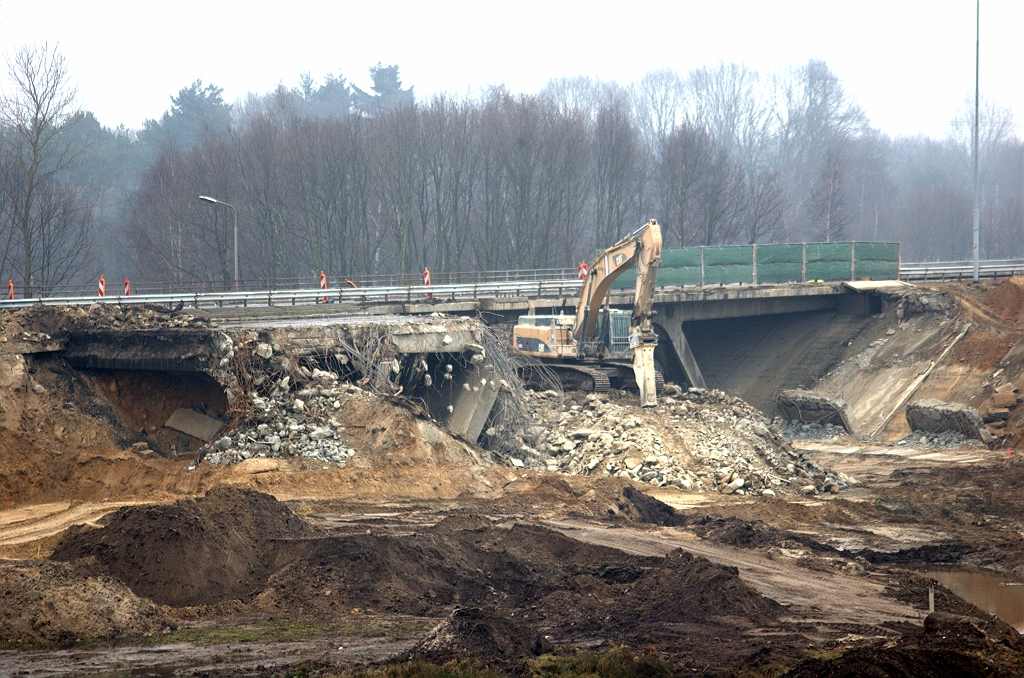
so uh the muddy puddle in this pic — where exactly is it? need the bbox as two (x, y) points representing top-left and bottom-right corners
(914, 565), (1024, 632)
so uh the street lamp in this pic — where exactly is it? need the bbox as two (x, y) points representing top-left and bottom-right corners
(199, 195), (239, 291)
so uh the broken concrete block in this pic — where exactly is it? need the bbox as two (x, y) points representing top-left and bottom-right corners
(995, 382), (1018, 394)
(983, 408), (1010, 423)
(164, 408), (225, 443)
(777, 390), (860, 437)
(993, 391), (1018, 408)
(905, 399), (993, 444)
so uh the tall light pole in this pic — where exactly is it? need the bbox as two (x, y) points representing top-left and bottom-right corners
(972, 0), (980, 283)
(199, 195), (239, 291)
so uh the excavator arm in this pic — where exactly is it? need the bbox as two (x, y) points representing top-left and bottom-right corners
(573, 219), (662, 406)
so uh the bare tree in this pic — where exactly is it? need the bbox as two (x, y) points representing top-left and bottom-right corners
(742, 167), (784, 243)
(631, 69), (687, 154)
(0, 43), (89, 296)
(773, 60), (865, 238)
(235, 113), (295, 285)
(807, 148), (847, 242)
(657, 123), (711, 246)
(537, 103), (591, 267)
(370, 106), (422, 274)
(593, 96), (642, 250)
(420, 96), (477, 273)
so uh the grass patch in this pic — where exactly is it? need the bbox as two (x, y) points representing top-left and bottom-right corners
(340, 660), (508, 678)
(530, 648), (674, 678)
(0, 638), (57, 651)
(327, 648), (677, 678)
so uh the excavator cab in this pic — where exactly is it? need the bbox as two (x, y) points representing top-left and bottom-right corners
(577, 309), (634, 359)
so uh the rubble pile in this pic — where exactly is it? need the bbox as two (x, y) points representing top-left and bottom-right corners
(778, 419), (850, 441)
(891, 430), (985, 449)
(776, 389), (859, 436)
(522, 387), (854, 496)
(202, 349), (366, 467)
(0, 302), (209, 340)
(906, 399), (993, 444)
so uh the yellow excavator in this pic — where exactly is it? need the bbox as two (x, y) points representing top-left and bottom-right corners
(513, 219), (662, 406)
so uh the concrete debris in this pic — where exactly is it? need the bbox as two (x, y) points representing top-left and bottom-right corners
(905, 399), (993, 444)
(777, 418), (849, 441)
(891, 430), (986, 449)
(202, 369), (362, 467)
(777, 389), (860, 436)
(522, 386), (849, 497)
(164, 408), (225, 443)
(980, 383), (1021, 438)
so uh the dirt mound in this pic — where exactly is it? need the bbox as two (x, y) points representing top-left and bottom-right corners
(52, 490), (781, 641)
(682, 514), (835, 554)
(0, 559), (164, 643)
(857, 543), (977, 565)
(404, 607), (552, 665)
(431, 514), (496, 533)
(622, 549), (781, 623)
(495, 476), (688, 526)
(983, 278), (1024, 329)
(254, 510), (779, 634)
(50, 487), (308, 606)
(617, 485), (685, 526)
(786, 612), (1024, 677)
(256, 522), (648, 617)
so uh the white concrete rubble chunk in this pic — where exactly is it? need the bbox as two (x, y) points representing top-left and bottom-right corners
(165, 408), (225, 443)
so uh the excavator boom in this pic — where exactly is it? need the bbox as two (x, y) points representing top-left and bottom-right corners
(573, 220), (663, 344)
(574, 220), (662, 406)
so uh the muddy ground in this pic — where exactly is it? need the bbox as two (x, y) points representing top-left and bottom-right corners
(4, 281), (1024, 676)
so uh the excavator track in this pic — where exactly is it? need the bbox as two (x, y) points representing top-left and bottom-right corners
(519, 363), (610, 394)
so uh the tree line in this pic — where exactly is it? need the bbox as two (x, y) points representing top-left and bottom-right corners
(1, 45), (1021, 293)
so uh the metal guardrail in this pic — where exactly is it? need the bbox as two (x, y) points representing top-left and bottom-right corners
(11, 267), (580, 298)
(2, 259), (1021, 310)
(898, 260), (1024, 281)
(0, 279), (586, 310)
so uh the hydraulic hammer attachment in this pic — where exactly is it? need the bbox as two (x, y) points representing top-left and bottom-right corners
(631, 341), (657, 407)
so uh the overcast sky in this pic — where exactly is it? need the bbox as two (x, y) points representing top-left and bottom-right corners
(0, 0), (1021, 139)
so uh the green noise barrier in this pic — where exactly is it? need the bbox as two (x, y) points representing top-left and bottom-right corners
(611, 241), (900, 290)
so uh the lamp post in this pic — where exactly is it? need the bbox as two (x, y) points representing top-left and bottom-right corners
(199, 195), (238, 291)
(972, 0), (980, 283)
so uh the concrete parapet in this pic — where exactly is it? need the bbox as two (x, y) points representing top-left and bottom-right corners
(777, 389), (860, 437)
(906, 399), (993, 444)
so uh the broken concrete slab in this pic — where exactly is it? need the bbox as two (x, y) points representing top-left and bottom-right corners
(164, 408), (224, 443)
(0, 336), (65, 355)
(992, 391), (1018, 408)
(983, 408), (1010, 423)
(905, 399), (993, 445)
(777, 389), (860, 437)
